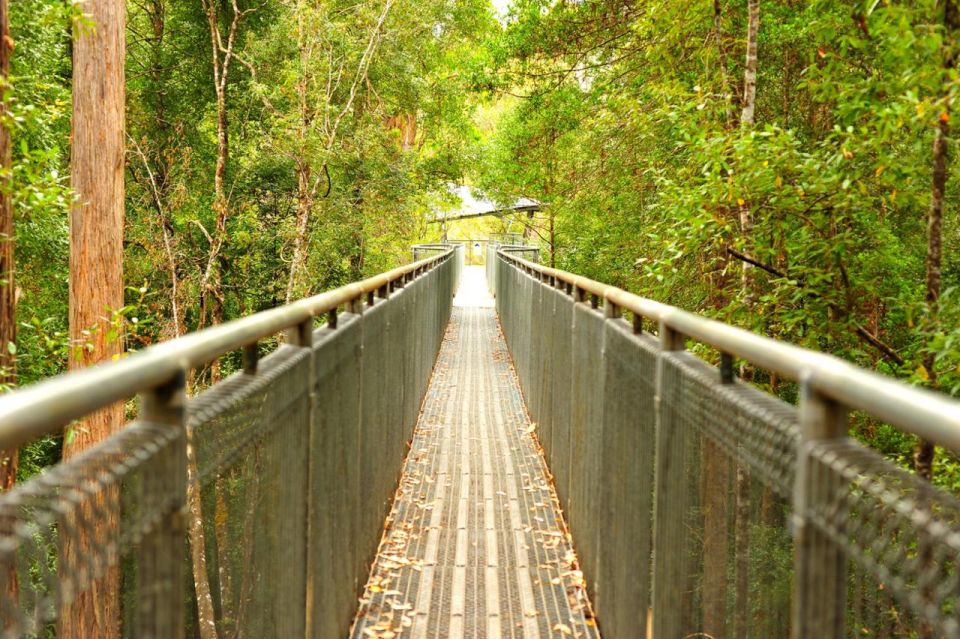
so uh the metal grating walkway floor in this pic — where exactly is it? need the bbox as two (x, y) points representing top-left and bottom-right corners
(350, 267), (600, 639)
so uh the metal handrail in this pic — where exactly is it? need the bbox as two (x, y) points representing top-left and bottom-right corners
(0, 249), (454, 447)
(498, 249), (960, 453)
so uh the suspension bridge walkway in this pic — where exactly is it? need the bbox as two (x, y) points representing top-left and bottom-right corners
(0, 244), (958, 638)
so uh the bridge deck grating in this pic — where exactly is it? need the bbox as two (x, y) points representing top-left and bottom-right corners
(350, 267), (600, 639)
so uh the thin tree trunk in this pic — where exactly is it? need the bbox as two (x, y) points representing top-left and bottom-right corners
(0, 0), (16, 486)
(714, 0), (734, 125)
(740, 0), (759, 128)
(199, 0), (245, 381)
(286, 161), (313, 304)
(61, 0), (126, 636)
(917, 0), (959, 481)
(738, 0), (760, 309)
(187, 433), (219, 639)
(286, 16), (313, 305)
(730, 6), (760, 635)
(702, 440), (728, 639)
(915, 9), (960, 639)
(734, 462), (749, 639)
(0, 0), (18, 617)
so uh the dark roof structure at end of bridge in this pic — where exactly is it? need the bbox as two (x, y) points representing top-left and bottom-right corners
(428, 185), (540, 223)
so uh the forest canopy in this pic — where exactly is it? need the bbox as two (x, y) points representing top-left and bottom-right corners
(3, 0), (960, 485)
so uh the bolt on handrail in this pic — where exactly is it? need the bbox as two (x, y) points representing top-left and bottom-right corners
(498, 249), (960, 454)
(0, 249), (455, 448)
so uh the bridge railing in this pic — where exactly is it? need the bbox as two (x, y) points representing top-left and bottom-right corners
(485, 244), (538, 297)
(412, 242), (464, 270)
(493, 249), (960, 639)
(0, 249), (460, 638)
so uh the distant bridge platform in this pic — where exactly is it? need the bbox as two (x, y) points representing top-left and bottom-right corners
(428, 185), (539, 224)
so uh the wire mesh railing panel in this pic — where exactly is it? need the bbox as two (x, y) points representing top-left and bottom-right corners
(187, 344), (312, 639)
(652, 352), (798, 638)
(359, 298), (401, 573)
(568, 302), (606, 597)
(549, 288), (574, 512)
(0, 249), (459, 638)
(805, 439), (960, 638)
(528, 279), (545, 427)
(0, 420), (184, 639)
(535, 284), (558, 464)
(595, 319), (658, 639)
(495, 249), (960, 639)
(308, 314), (363, 637)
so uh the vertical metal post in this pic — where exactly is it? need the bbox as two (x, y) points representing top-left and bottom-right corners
(243, 343), (259, 375)
(659, 321), (685, 352)
(136, 369), (187, 639)
(791, 376), (848, 639)
(286, 318), (314, 348)
(603, 298), (620, 320)
(349, 295), (364, 316)
(720, 352), (735, 384)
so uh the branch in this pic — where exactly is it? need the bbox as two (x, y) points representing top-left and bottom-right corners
(725, 246), (905, 366)
(311, 0), (394, 197)
(321, 163), (332, 198)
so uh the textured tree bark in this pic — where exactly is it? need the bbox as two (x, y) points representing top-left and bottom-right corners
(66, 0), (126, 445)
(917, 0), (959, 481)
(61, 0), (126, 636)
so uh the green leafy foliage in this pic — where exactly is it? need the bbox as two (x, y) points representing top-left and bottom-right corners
(475, 0), (960, 485)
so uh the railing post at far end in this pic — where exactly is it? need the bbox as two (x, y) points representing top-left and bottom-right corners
(136, 369), (187, 639)
(286, 318), (314, 348)
(791, 376), (848, 639)
(659, 321), (685, 353)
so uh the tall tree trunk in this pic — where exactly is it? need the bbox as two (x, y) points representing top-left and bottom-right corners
(714, 0), (735, 125)
(61, 0), (126, 636)
(0, 0), (16, 488)
(917, 0), (959, 481)
(731, 5), (760, 635)
(186, 434), (219, 639)
(286, 15), (313, 305)
(738, 0), (759, 307)
(0, 0), (18, 616)
(66, 0), (126, 425)
(915, 8), (960, 639)
(198, 0), (244, 381)
(701, 440), (728, 639)
(286, 160), (312, 304)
